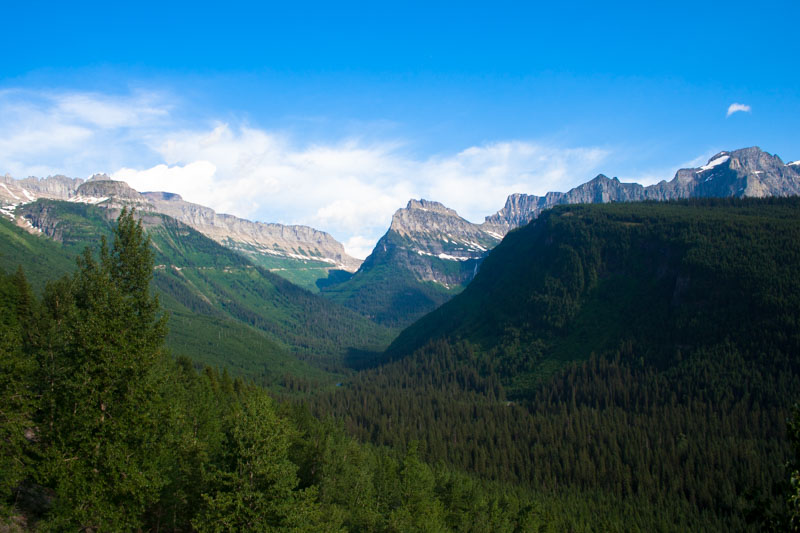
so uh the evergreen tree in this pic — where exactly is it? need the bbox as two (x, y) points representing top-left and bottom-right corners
(194, 392), (334, 532)
(788, 405), (800, 531)
(34, 208), (170, 530)
(0, 269), (34, 516)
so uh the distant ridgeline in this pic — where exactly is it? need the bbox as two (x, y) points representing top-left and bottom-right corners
(0, 174), (362, 292)
(321, 146), (800, 328)
(0, 210), (544, 531)
(2, 146), (798, 331)
(315, 198), (800, 530)
(0, 199), (393, 386)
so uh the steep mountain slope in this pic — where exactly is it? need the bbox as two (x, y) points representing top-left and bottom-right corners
(0, 174), (360, 291)
(142, 191), (361, 291)
(321, 199), (500, 327)
(5, 200), (393, 381)
(484, 146), (800, 234)
(325, 147), (800, 329)
(318, 198), (800, 530)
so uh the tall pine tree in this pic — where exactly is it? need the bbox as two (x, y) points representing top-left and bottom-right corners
(35, 208), (170, 531)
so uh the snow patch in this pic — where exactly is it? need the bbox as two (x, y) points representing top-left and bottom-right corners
(0, 183), (21, 201)
(696, 155), (730, 173)
(788, 161), (800, 167)
(438, 253), (470, 261)
(0, 203), (18, 221)
(485, 231), (503, 240)
(69, 195), (109, 205)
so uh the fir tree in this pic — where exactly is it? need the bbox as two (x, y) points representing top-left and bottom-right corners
(34, 208), (170, 530)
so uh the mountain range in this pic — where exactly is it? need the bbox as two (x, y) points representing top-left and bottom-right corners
(0, 173), (361, 292)
(2, 146), (799, 330)
(2, 146), (800, 530)
(326, 146), (800, 326)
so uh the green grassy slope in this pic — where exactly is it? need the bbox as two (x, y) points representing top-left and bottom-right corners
(320, 230), (464, 328)
(4, 201), (395, 382)
(0, 217), (75, 289)
(227, 241), (344, 292)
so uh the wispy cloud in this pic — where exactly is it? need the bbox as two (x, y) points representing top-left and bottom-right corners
(726, 103), (751, 117)
(0, 89), (173, 178)
(0, 89), (610, 258)
(117, 125), (609, 256)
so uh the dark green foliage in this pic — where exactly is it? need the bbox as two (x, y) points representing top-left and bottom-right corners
(788, 405), (800, 531)
(315, 198), (800, 530)
(32, 208), (170, 530)
(0, 268), (35, 516)
(191, 393), (331, 532)
(0, 209), (545, 531)
(4, 200), (394, 381)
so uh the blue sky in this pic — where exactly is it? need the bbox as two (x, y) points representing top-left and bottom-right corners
(2, 0), (798, 257)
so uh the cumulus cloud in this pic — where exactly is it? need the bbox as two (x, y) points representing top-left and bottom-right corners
(116, 124), (609, 256)
(0, 89), (610, 258)
(726, 103), (751, 117)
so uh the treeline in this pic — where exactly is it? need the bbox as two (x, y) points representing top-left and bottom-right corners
(0, 210), (537, 531)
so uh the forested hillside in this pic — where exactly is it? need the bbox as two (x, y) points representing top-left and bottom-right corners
(314, 198), (800, 530)
(0, 210), (543, 531)
(2, 200), (394, 383)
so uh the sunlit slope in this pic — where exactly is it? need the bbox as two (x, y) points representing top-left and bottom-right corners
(4, 201), (395, 380)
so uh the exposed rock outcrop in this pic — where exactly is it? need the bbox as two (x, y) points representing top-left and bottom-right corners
(484, 147), (800, 234)
(142, 191), (361, 272)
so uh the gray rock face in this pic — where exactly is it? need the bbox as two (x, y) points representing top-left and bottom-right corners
(484, 147), (800, 234)
(0, 174), (83, 206)
(389, 199), (500, 260)
(74, 179), (156, 210)
(355, 199), (501, 288)
(0, 173), (361, 274)
(142, 191), (362, 272)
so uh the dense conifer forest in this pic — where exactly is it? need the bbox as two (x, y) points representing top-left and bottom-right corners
(2, 200), (800, 531)
(0, 210), (541, 531)
(313, 199), (800, 530)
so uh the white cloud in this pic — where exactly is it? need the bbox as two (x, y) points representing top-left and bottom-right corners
(0, 89), (172, 178)
(344, 235), (378, 260)
(0, 89), (610, 258)
(117, 124), (609, 256)
(726, 103), (751, 117)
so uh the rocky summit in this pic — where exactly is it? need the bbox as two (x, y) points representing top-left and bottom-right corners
(483, 147), (800, 234)
(0, 174), (361, 288)
(142, 191), (361, 273)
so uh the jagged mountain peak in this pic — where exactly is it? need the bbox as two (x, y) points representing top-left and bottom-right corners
(389, 199), (498, 250)
(405, 198), (459, 216)
(87, 173), (113, 182)
(73, 178), (155, 209)
(485, 146), (800, 236)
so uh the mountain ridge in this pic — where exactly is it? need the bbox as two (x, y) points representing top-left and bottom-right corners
(0, 173), (362, 290)
(484, 146), (800, 233)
